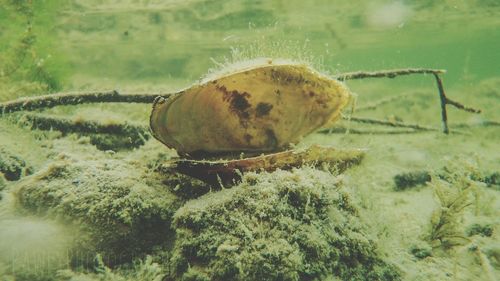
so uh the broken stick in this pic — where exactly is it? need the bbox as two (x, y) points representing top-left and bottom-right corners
(335, 68), (481, 133)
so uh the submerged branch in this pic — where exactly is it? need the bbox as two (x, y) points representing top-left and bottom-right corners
(0, 90), (163, 115)
(343, 116), (439, 132)
(317, 126), (420, 135)
(335, 68), (482, 134)
(334, 68), (446, 81)
(18, 113), (150, 137)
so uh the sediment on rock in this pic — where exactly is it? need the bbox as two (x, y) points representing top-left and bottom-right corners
(11, 154), (183, 267)
(0, 148), (32, 181)
(168, 168), (401, 281)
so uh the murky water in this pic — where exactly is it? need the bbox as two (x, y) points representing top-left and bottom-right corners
(0, 1), (499, 280)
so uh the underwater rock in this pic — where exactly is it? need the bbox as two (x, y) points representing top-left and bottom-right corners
(409, 243), (432, 259)
(394, 169), (500, 191)
(88, 133), (148, 151)
(466, 223), (494, 237)
(161, 170), (211, 199)
(393, 171), (431, 191)
(473, 171), (500, 190)
(169, 168), (401, 281)
(12, 154), (182, 267)
(0, 148), (32, 181)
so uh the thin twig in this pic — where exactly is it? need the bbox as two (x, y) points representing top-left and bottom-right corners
(0, 90), (163, 115)
(334, 68), (446, 81)
(433, 73), (450, 133)
(317, 126), (420, 135)
(432, 73), (482, 133)
(344, 116), (438, 131)
(445, 97), (482, 113)
(335, 68), (482, 134)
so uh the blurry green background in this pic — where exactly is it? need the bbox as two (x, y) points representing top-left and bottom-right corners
(1, 0), (499, 90)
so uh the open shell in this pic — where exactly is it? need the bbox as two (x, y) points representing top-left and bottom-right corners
(160, 145), (365, 185)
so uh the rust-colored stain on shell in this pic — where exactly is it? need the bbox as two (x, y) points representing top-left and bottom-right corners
(150, 62), (351, 156)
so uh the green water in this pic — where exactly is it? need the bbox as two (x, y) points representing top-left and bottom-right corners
(2, 0), (499, 90)
(0, 1), (499, 281)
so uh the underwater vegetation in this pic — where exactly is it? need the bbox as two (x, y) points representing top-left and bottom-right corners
(12, 151), (182, 267)
(55, 255), (165, 281)
(426, 159), (498, 250)
(169, 168), (400, 281)
(4, 146), (401, 281)
(428, 171), (477, 249)
(0, 1), (499, 281)
(393, 169), (499, 191)
(0, 148), (32, 181)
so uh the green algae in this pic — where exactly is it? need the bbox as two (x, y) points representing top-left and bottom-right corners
(55, 255), (165, 281)
(169, 168), (400, 281)
(1, 153), (402, 281)
(466, 223), (494, 237)
(424, 159), (491, 249)
(4, 160), (402, 281)
(0, 148), (32, 181)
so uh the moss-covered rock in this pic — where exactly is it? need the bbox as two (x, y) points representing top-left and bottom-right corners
(169, 168), (401, 281)
(0, 148), (32, 181)
(12, 153), (182, 266)
(409, 243), (432, 259)
(466, 223), (494, 237)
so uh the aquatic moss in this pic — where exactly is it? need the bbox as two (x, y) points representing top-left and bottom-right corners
(427, 163), (479, 249)
(55, 255), (165, 281)
(169, 168), (401, 281)
(0, 148), (32, 181)
(466, 223), (493, 237)
(393, 171), (431, 191)
(409, 243), (432, 259)
(89, 133), (148, 151)
(472, 171), (500, 190)
(393, 168), (499, 191)
(12, 154), (182, 266)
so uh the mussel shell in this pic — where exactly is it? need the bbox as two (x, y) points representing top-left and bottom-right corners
(150, 62), (351, 156)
